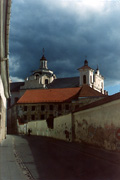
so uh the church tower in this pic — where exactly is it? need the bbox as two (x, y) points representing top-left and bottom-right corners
(20, 52), (56, 91)
(40, 55), (48, 69)
(78, 59), (94, 88)
(93, 65), (104, 94)
(78, 60), (104, 94)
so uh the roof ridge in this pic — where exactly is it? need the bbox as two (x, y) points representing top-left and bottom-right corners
(74, 92), (120, 113)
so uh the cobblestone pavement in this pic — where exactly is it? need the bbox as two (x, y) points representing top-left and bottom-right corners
(1, 135), (120, 180)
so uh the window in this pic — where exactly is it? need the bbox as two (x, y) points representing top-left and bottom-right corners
(83, 75), (86, 84)
(75, 105), (79, 110)
(45, 79), (48, 84)
(24, 106), (27, 111)
(32, 106), (35, 111)
(31, 115), (35, 120)
(41, 105), (45, 111)
(58, 105), (62, 111)
(41, 114), (45, 120)
(65, 104), (69, 110)
(49, 105), (53, 111)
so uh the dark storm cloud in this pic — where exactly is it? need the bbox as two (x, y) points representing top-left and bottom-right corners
(9, 0), (120, 86)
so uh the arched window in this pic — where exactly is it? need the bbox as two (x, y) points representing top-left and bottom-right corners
(45, 79), (48, 84)
(83, 75), (86, 84)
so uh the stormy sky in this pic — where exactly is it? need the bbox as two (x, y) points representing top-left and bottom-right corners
(9, 0), (120, 94)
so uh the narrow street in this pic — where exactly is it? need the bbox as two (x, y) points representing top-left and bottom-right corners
(1, 135), (120, 180)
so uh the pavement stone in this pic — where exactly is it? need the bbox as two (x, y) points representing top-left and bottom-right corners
(0, 135), (27, 180)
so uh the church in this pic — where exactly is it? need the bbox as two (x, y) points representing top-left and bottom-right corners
(9, 53), (106, 106)
(7, 53), (107, 133)
(7, 54), (120, 152)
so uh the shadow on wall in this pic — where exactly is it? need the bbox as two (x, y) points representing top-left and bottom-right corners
(75, 119), (120, 151)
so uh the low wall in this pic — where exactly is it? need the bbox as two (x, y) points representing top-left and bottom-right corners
(18, 113), (72, 142)
(73, 99), (120, 151)
(17, 98), (120, 151)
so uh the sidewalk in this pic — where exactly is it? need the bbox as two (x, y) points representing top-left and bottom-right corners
(0, 135), (27, 180)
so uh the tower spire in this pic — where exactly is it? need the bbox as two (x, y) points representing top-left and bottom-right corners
(40, 48), (47, 69)
(97, 64), (99, 70)
(43, 48), (45, 56)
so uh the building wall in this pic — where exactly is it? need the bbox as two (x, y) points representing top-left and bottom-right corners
(8, 97), (104, 134)
(10, 91), (21, 105)
(94, 73), (104, 93)
(17, 102), (73, 122)
(79, 69), (91, 86)
(0, 77), (7, 141)
(17, 98), (120, 151)
(7, 104), (18, 134)
(0, 0), (11, 141)
(73, 99), (120, 151)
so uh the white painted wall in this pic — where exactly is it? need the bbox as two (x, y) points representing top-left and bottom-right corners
(73, 99), (120, 151)
(94, 72), (104, 93)
(79, 69), (94, 87)
(0, 76), (6, 107)
(17, 114), (72, 142)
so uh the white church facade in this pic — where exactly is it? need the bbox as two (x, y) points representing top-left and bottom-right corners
(8, 54), (107, 134)
(20, 54), (56, 91)
(9, 54), (107, 108)
(78, 60), (104, 94)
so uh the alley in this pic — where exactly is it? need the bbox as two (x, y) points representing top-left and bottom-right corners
(1, 135), (120, 180)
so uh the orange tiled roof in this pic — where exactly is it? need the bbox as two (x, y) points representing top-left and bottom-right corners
(78, 65), (93, 70)
(17, 85), (106, 104)
(78, 85), (106, 97)
(40, 55), (47, 61)
(17, 87), (81, 104)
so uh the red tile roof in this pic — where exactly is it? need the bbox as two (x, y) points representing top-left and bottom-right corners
(78, 65), (93, 70)
(74, 92), (120, 113)
(17, 87), (81, 104)
(17, 85), (106, 104)
(40, 55), (47, 61)
(79, 85), (106, 97)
